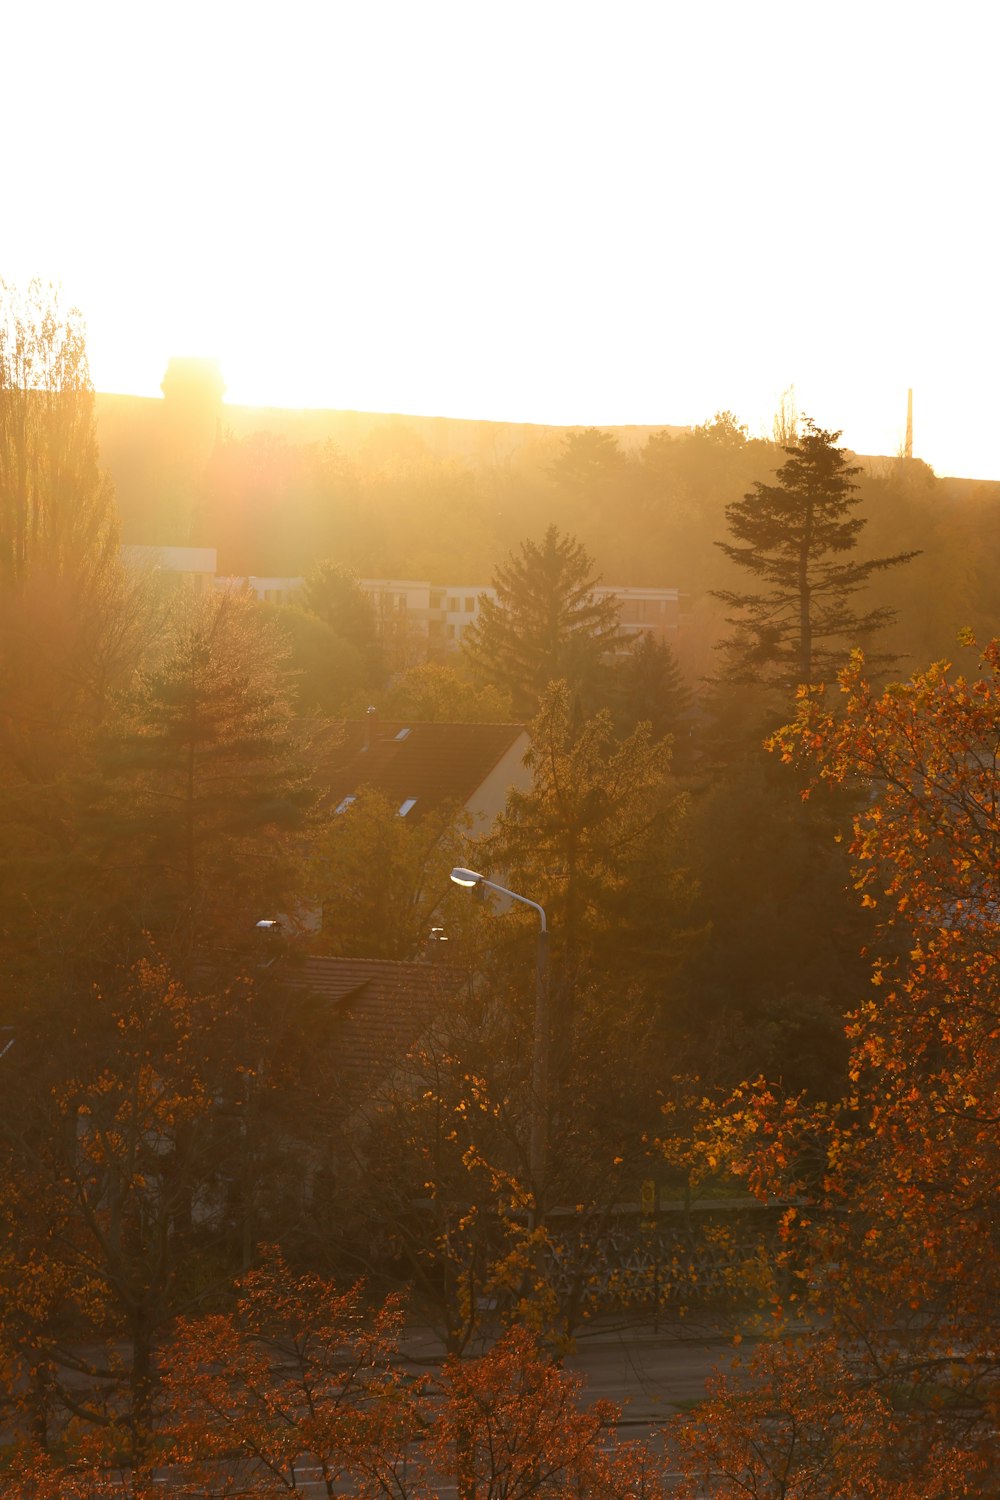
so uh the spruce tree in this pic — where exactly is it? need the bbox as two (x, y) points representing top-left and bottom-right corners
(95, 589), (309, 958)
(0, 279), (141, 780)
(462, 525), (622, 716)
(610, 633), (692, 749)
(714, 420), (917, 687)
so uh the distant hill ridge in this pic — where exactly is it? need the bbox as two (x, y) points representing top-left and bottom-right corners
(96, 388), (996, 487)
(95, 388), (691, 463)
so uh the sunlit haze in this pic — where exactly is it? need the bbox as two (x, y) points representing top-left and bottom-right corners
(7, 0), (999, 476)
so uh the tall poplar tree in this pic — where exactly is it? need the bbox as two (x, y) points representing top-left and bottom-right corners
(462, 525), (622, 716)
(714, 420), (917, 687)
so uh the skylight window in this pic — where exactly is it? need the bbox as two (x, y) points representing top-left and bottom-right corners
(335, 795), (357, 814)
(398, 798), (417, 817)
(394, 727), (411, 740)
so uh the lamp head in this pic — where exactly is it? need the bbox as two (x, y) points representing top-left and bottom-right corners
(450, 866), (483, 888)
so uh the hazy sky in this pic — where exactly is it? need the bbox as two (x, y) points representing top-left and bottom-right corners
(6, 1), (998, 477)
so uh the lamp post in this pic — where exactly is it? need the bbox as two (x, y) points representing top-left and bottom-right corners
(450, 867), (550, 1216)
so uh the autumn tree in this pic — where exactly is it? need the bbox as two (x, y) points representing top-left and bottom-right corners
(304, 787), (472, 959)
(0, 956), (258, 1459)
(670, 1334), (975, 1500)
(675, 638), (1000, 1496)
(161, 1264), (670, 1500)
(378, 661), (513, 724)
(327, 1003), (545, 1358)
(462, 526), (623, 716)
(163, 1247), (423, 1498)
(268, 599), (374, 715)
(428, 1325), (668, 1500)
(714, 419), (917, 688)
(485, 681), (691, 995)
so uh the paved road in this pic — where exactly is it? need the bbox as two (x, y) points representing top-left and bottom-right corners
(567, 1317), (744, 1428)
(400, 1313), (745, 1418)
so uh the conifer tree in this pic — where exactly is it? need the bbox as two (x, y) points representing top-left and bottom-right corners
(610, 632), (692, 750)
(0, 280), (141, 780)
(462, 525), (622, 716)
(485, 681), (690, 992)
(95, 589), (309, 956)
(714, 420), (917, 687)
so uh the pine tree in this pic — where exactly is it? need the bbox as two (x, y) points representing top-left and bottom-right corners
(0, 280), (141, 781)
(95, 589), (309, 957)
(610, 632), (692, 750)
(462, 525), (622, 716)
(714, 420), (917, 687)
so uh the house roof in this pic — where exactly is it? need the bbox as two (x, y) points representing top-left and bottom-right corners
(278, 954), (464, 1090)
(306, 716), (527, 822)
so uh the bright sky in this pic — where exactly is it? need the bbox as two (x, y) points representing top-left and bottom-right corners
(6, 1), (999, 477)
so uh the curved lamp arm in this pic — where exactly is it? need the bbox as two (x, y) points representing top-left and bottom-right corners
(449, 867), (547, 932)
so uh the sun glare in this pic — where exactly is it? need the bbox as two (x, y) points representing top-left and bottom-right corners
(10, 2), (994, 480)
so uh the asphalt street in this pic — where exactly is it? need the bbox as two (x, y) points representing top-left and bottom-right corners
(399, 1311), (751, 1436)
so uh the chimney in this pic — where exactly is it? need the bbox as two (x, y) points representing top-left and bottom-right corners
(905, 389), (913, 460)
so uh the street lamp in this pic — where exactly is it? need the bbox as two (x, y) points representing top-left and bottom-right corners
(449, 867), (550, 1215)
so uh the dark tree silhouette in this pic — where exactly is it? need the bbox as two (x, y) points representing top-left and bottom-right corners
(96, 589), (309, 957)
(714, 420), (917, 686)
(610, 632), (692, 749)
(462, 525), (622, 715)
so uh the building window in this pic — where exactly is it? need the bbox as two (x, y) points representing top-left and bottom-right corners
(464, 597), (475, 611)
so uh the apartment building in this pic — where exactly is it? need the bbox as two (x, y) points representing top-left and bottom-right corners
(123, 550), (681, 657)
(361, 579), (682, 654)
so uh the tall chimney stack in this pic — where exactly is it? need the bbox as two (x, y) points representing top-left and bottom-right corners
(905, 388), (913, 460)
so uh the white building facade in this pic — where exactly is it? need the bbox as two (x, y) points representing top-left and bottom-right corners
(124, 551), (682, 657)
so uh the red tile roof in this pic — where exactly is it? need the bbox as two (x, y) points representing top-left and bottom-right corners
(279, 954), (465, 1090)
